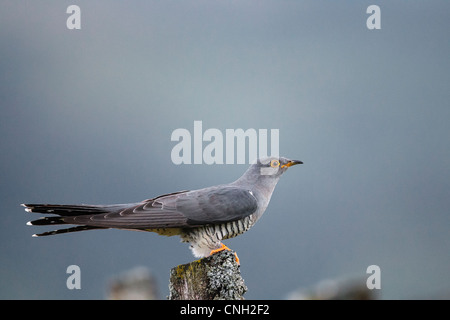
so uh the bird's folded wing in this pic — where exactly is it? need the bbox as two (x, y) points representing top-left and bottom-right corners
(42, 186), (258, 230)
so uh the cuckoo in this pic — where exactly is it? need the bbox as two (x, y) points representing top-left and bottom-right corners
(23, 157), (302, 261)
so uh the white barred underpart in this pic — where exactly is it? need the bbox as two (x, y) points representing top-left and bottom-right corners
(181, 215), (256, 258)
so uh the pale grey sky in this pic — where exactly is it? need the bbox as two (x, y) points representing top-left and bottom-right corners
(1, 1), (449, 299)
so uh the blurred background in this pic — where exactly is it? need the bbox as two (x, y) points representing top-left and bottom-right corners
(1, 1), (449, 299)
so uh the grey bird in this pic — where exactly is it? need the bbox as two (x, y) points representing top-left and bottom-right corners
(23, 157), (302, 261)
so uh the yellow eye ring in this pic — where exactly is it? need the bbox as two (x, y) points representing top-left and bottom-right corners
(270, 159), (280, 168)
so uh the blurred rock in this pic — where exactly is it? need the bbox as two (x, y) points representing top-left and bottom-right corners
(286, 276), (378, 300)
(107, 266), (159, 300)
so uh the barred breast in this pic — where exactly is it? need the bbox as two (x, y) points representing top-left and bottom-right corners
(180, 215), (256, 258)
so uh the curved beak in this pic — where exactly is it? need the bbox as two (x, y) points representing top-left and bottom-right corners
(281, 159), (303, 168)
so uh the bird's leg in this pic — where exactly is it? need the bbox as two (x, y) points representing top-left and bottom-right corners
(209, 243), (240, 265)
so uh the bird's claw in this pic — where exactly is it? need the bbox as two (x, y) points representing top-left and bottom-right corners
(210, 243), (240, 265)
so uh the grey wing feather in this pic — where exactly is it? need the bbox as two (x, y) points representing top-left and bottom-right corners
(177, 186), (258, 225)
(55, 186), (258, 230)
(59, 196), (187, 229)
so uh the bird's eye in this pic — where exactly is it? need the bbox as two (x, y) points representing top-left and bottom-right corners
(270, 160), (280, 168)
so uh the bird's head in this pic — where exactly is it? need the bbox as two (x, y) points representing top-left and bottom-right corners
(237, 156), (303, 185)
(232, 156), (303, 197)
(256, 156), (303, 178)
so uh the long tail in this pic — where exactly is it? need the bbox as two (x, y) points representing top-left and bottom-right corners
(22, 203), (118, 237)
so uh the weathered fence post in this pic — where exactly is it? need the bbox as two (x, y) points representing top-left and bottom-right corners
(168, 250), (247, 300)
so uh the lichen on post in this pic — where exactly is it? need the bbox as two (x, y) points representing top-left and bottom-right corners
(168, 250), (247, 300)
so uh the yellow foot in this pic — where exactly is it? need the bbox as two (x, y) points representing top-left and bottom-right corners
(209, 243), (240, 265)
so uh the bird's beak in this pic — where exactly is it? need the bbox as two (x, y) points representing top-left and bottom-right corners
(281, 159), (303, 168)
